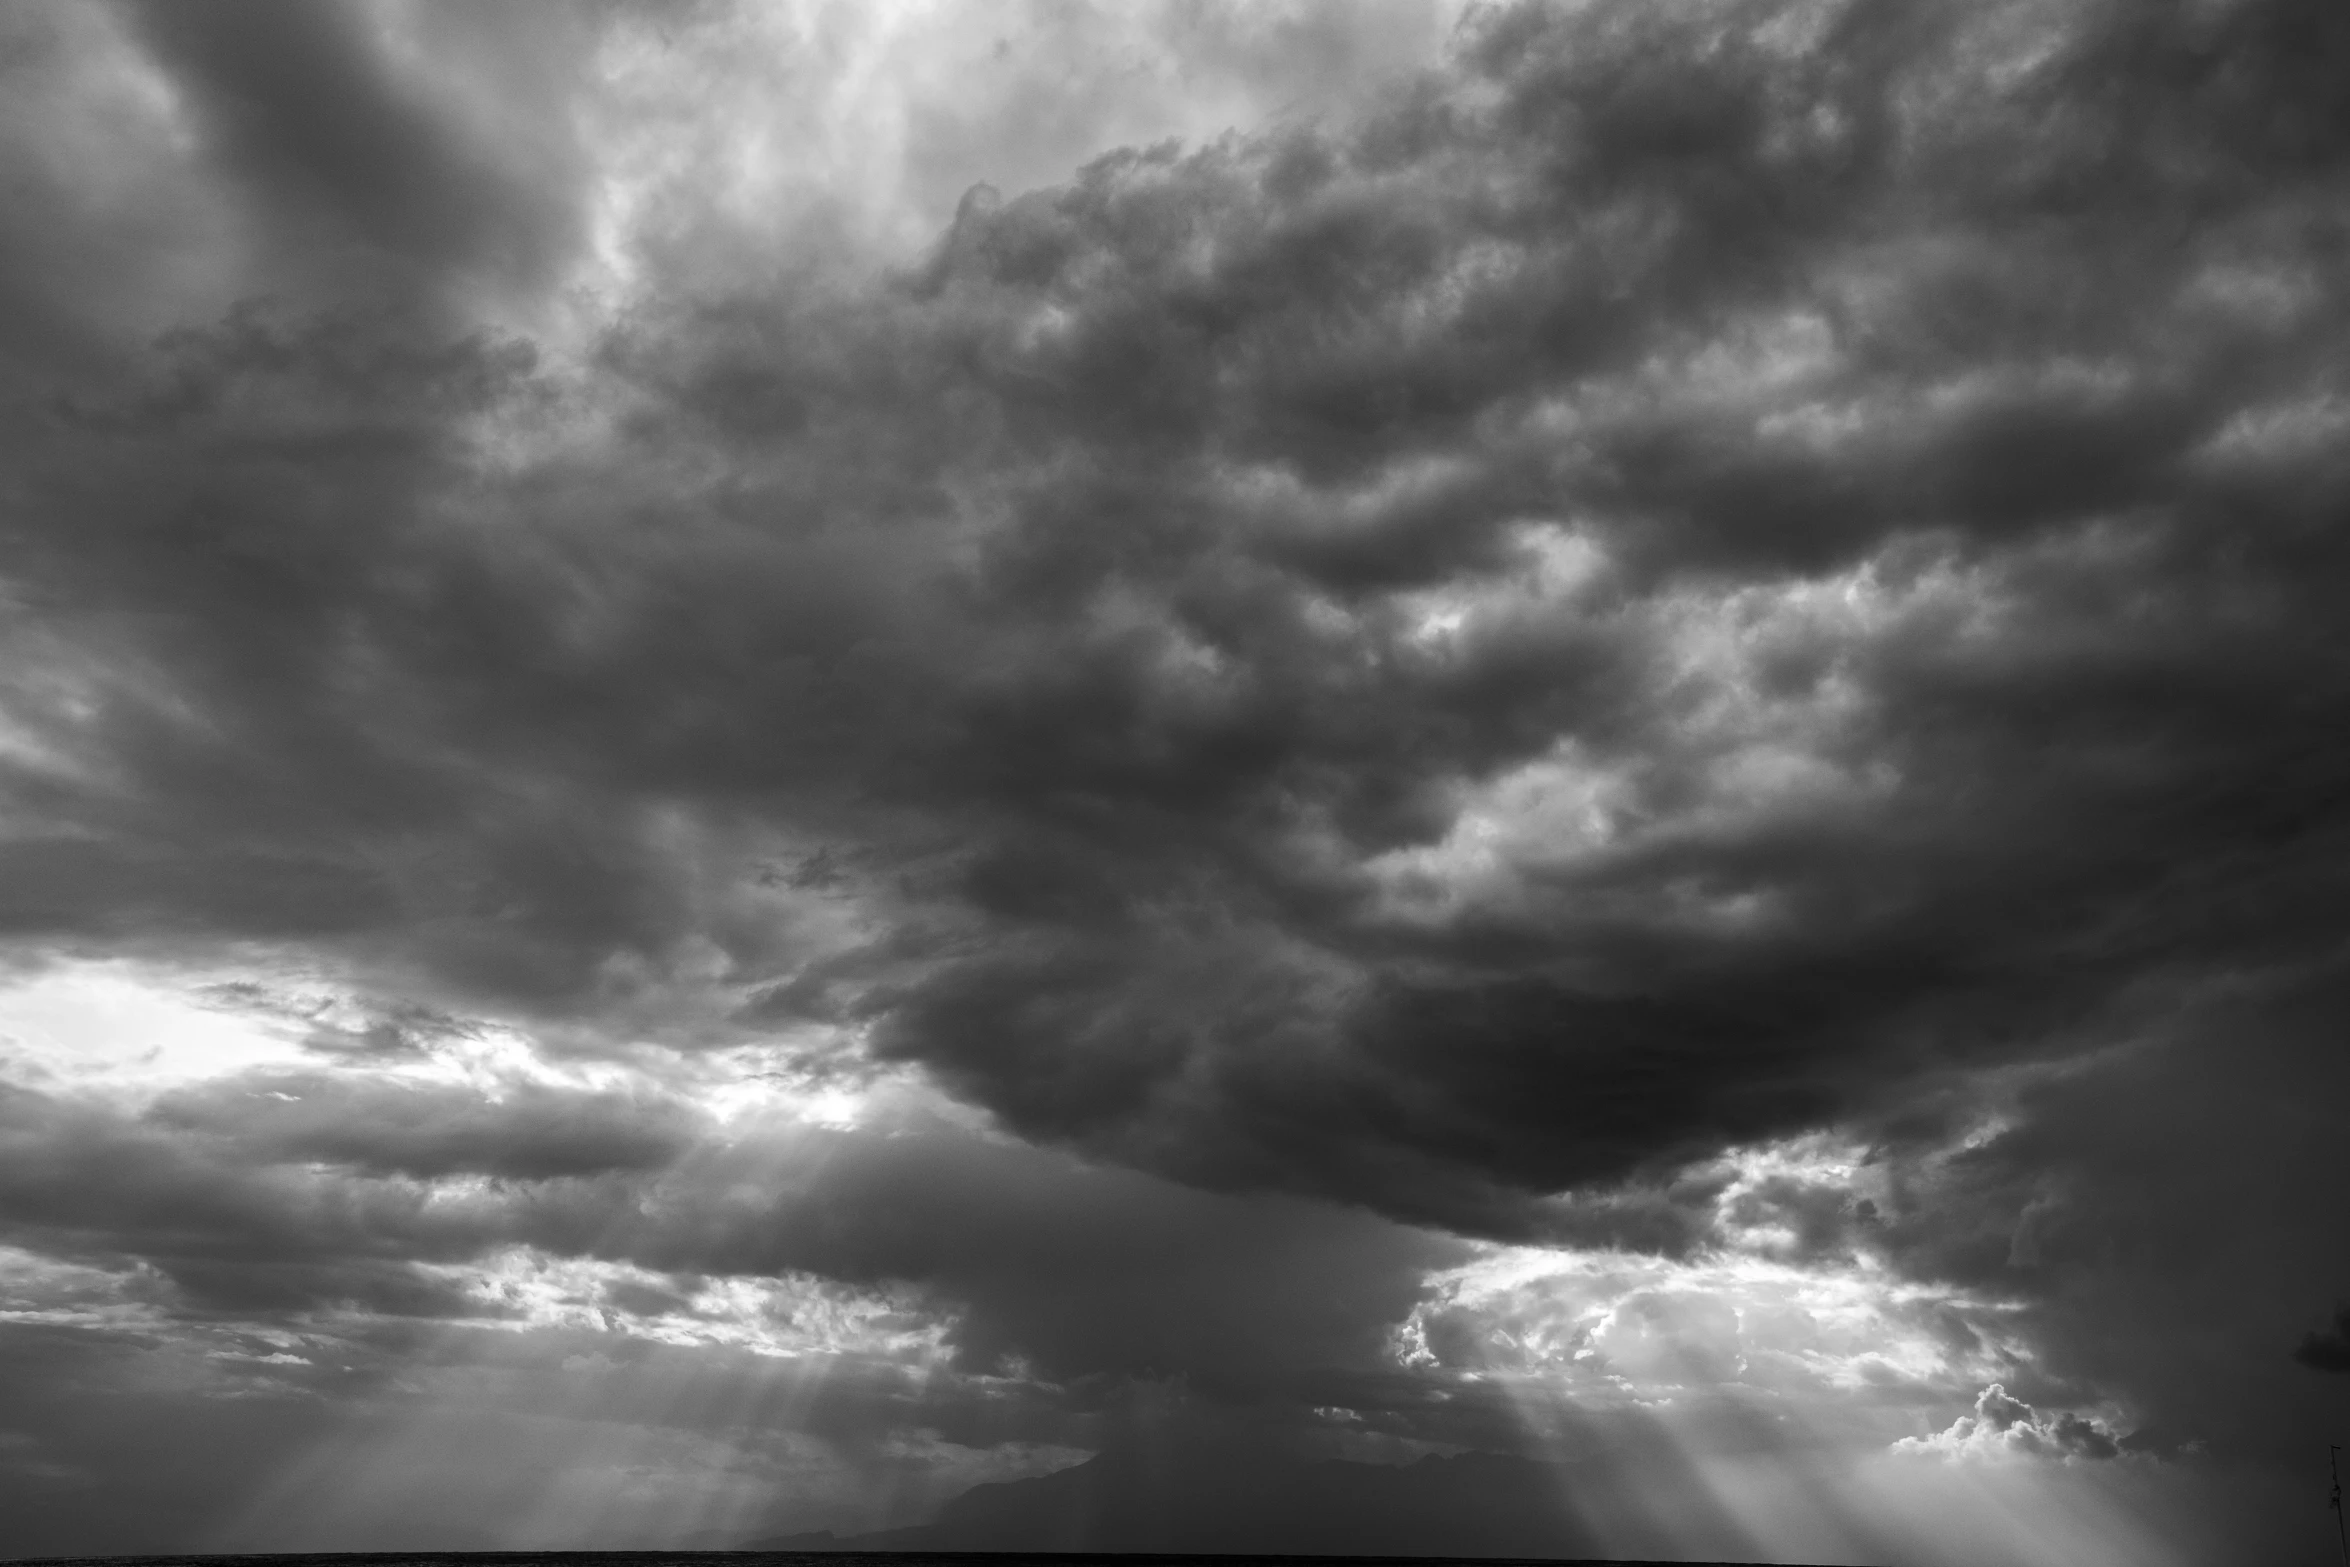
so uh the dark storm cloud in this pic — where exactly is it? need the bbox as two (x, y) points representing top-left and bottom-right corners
(1, 303), (759, 1009)
(145, 1070), (698, 1180)
(0, 1073), (561, 1317)
(8, 0), (2350, 1250)
(120, 0), (590, 300)
(7, 10), (2350, 1556)
(2292, 1308), (2350, 1374)
(829, 0), (2350, 1229)
(0, 7), (184, 375)
(1836, 968), (2350, 1462)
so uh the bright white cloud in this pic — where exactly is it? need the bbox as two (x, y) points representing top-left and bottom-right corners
(418, 1246), (956, 1365)
(1893, 1382), (2130, 1464)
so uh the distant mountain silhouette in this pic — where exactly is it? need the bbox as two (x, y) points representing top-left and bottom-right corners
(745, 1445), (1797, 1560)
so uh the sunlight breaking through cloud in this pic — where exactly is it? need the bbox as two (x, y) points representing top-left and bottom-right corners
(419, 1248), (958, 1365)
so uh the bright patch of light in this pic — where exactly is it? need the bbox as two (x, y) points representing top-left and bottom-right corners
(1364, 738), (1634, 921)
(1400, 1240), (2024, 1409)
(1395, 1125), (2048, 1431)
(1392, 519), (1607, 658)
(0, 957), (902, 1166)
(418, 1247), (956, 1364)
(1674, 308), (1840, 398)
(0, 1244), (171, 1333)
(2196, 390), (2350, 465)
(0, 961), (316, 1099)
(1892, 1383), (2133, 1465)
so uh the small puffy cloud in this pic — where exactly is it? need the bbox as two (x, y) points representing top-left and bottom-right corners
(1895, 1383), (2125, 1464)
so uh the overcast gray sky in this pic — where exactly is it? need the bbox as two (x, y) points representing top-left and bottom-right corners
(1, 1), (2347, 1563)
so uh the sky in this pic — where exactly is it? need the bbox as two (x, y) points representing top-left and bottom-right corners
(0, 0), (2347, 1562)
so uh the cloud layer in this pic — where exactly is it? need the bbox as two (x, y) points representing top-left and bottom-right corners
(13, 0), (2350, 1223)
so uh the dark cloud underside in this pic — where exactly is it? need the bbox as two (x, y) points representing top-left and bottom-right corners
(2294, 1308), (2350, 1375)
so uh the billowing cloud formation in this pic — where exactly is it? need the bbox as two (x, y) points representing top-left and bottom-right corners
(1894, 1383), (2122, 1463)
(11, 0), (2350, 1231)
(845, 0), (2350, 1229)
(4, 0), (2350, 1558)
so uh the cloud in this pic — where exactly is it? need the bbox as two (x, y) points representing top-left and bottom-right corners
(0, 990), (1467, 1549)
(4, 0), (2344, 1238)
(0, 1066), (1492, 1555)
(143, 1070), (700, 1182)
(1842, 977), (2350, 1468)
(2293, 1307), (2350, 1374)
(119, 0), (591, 302)
(0, 983), (1462, 1390)
(817, 0), (2350, 1232)
(1894, 1383), (2124, 1463)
